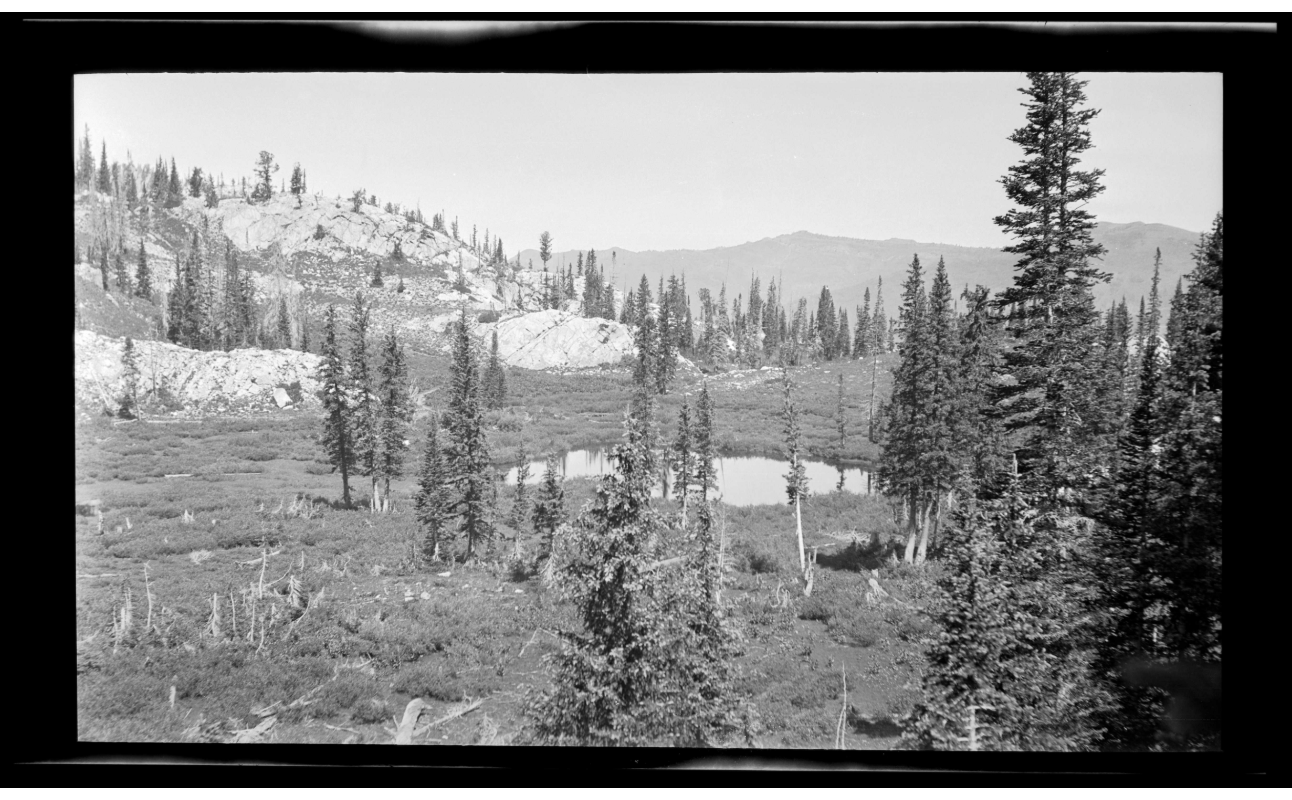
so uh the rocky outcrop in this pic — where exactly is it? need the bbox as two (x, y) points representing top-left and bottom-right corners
(75, 330), (322, 416)
(485, 310), (635, 370)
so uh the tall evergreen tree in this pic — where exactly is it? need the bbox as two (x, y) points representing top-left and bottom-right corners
(134, 239), (151, 300)
(532, 455), (567, 563)
(166, 158), (182, 208)
(77, 126), (95, 191)
(114, 249), (130, 294)
(347, 292), (380, 511)
(251, 151), (278, 204)
(415, 414), (452, 562)
(482, 328), (507, 410)
(538, 231), (553, 274)
(693, 382), (718, 503)
(99, 248), (110, 293)
(276, 296), (292, 349)
(817, 286), (838, 360)
(443, 310), (493, 560)
(319, 304), (353, 507)
(878, 254), (935, 564)
(375, 328), (412, 514)
(119, 336), (140, 419)
(991, 72), (1113, 504)
(97, 141), (111, 194)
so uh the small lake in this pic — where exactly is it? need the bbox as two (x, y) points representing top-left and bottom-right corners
(502, 449), (876, 507)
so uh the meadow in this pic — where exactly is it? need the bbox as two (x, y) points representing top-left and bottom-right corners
(76, 356), (928, 747)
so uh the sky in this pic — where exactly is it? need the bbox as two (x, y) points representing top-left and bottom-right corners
(74, 72), (1221, 253)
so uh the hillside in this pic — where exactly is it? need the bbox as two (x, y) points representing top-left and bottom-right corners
(73, 190), (638, 377)
(522, 221), (1203, 319)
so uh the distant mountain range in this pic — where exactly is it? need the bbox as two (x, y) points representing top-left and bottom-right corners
(520, 221), (1203, 318)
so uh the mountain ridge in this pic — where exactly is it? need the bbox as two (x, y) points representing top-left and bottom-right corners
(521, 220), (1203, 318)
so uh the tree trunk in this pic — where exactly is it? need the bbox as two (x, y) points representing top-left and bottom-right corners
(795, 496), (805, 573)
(382, 477), (392, 514)
(370, 477), (380, 514)
(915, 497), (934, 565)
(903, 490), (920, 564)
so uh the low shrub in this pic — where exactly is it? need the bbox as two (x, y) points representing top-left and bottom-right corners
(477, 310), (500, 324)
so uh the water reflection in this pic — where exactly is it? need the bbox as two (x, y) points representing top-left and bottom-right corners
(501, 449), (875, 507)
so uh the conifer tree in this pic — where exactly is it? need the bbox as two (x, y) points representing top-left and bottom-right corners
(1152, 213), (1222, 662)
(114, 249), (130, 294)
(251, 151), (278, 204)
(347, 292), (380, 511)
(527, 399), (746, 746)
(290, 163), (304, 206)
(319, 304), (353, 507)
(694, 382), (718, 503)
(532, 455), (566, 563)
(656, 289), (677, 394)
(879, 254), (935, 564)
(781, 368), (809, 575)
(671, 396), (694, 526)
(77, 126), (95, 191)
(538, 231), (553, 274)
(97, 141), (111, 194)
(119, 336), (140, 419)
(856, 289), (872, 359)
(415, 414), (452, 562)
(482, 328), (507, 410)
(375, 328), (412, 514)
(99, 248), (110, 293)
(443, 310), (493, 560)
(125, 164), (138, 208)
(276, 296), (292, 349)
(835, 308), (851, 360)
(817, 286), (838, 360)
(134, 239), (151, 300)
(991, 72), (1113, 504)
(872, 277), (888, 356)
(166, 158), (182, 208)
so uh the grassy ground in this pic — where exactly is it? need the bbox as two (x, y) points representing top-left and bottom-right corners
(76, 399), (934, 748)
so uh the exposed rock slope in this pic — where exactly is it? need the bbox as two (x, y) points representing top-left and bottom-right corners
(75, 330), (322, 417)
(485, 310), (636, 370)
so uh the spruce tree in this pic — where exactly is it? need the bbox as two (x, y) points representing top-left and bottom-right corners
(347, 292), (380, 512)
(77, 126), (95, 191)
(856, 289), (872, 359)
(375, 328), (412, 514)
(251, 151), (278, 204)
(482, 328), (507, 410)
(99, 248), (110, 293)
(276, 296), (292, 349)
(319, 304), (353, 507)
(671, 396), (694, 526)
(835, 308), (851, 360)
(134, 239), (151, 300)
(415, 414), (452, 562)
(527, 400), (746, 746)
(816, 286), (838, 360)
(532, 455), (566, 563)
(119, 336), (140, 419)
(694, 382), (718, 503)
(878, 253), (934, 564)
(97, 141), (111, 194)
(991, 72), (1114, 504)
(166, 158), (182, 208)
(538, 231), (553, 274)
(443, 310), (493, 560)
(114, 249), (130, 294)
